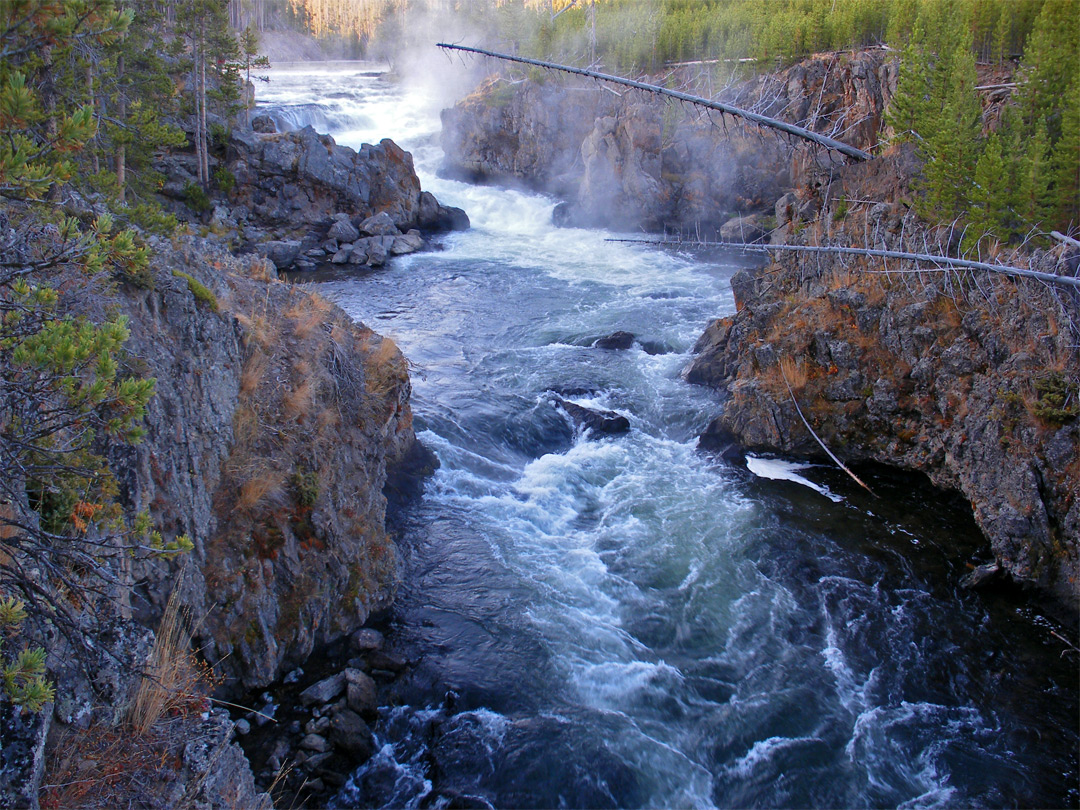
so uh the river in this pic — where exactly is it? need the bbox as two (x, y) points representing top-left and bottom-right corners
(255, 62), (1078, 810)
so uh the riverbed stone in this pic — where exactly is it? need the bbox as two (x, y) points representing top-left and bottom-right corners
(300, 733), (333, 753)
(256, 239), (302, 270)
(327, 217), (360, 243)
(345, 670), (378, 717)
(391, 230), (424, 255)
(593, 331), (635, 350)
(299, 673), (346, 707)
(328, 709), (376, 760)
(351, 628), (385, 652)
(358, 211), (399, 237)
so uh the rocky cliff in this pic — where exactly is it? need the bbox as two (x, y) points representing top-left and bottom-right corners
(440, 50), (893, 235)
(686, 147), (1079, 613)
(111, 237), (417, 691)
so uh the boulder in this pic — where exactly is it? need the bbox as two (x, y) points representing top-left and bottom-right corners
(351, 628), (385, 652)
(960, 561), (1003, 590)
(416, 190), (471, 232)
(365, 238), (389, 267)
(328, 709), (376, 760)
(593, 331), (635, 350)
(251, 114), (277, 133)
(554, 397), (630, 436)
(299, 673), (346, 707)
(256, 240), (302, 270)
(327, 217), (360, 243)
(358, 211), (400, 237)
(345, 669), (378, 718)
(391, 230), (424, 255)
(300, 733), (333, 753)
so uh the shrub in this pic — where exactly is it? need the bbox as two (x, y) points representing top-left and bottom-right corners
(0, 596), (55, 712)
(211, 165), (235, 194)
(1032, 373), (1078, 426)
(171, 270), (219, 312)
(182, 181), (211, 214)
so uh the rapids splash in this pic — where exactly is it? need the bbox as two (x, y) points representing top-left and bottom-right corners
(255, 63), (1078, 810)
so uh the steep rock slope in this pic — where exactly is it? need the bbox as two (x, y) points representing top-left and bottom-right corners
(112, 238), (416, 690)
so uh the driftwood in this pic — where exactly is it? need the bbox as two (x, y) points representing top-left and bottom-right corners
(605, 237), (1080, 290)
(436, 42), (873, 162)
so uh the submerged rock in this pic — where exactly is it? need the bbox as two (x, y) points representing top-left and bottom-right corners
(554, 397), (631, 436)
(593, 331), (635, 350)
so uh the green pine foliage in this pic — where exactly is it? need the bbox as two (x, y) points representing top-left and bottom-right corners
(0, 0), (200, 692)
(881, 0), (1078, 241)
(0, 596), (55, 712)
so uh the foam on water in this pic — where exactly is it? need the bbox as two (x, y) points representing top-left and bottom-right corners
(745, 455), (843, 502)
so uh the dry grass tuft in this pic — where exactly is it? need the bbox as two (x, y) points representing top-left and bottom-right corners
(283, 365), (316, 422)
(236, 468), (287, 513)
(365, 336), (407, 396)
(779, 355), (809, 393)
(240, 350), (269, 398)
(284, 291), (335, 340)
(126, 587), (210, 736)
(245, 257), (278, 282)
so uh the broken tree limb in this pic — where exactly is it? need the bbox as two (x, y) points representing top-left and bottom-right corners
(780, 366), (875, 497)
(436, 42), (873, 162)
(1051, 231), (1080, 250)
(605, 237), (1080, 290)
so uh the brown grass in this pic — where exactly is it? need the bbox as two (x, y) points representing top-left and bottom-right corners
(779, 355), (810, 393)
(235, 468), (287, 513)
(240, 350), (268, 397)
(126, 587), (209, 735)
(42, 724), (181, 810)
(284, 290), (335, 340)
(233, 403), (260, 448)
(283, 367), (315, 422)
(365, 337), (407, 396)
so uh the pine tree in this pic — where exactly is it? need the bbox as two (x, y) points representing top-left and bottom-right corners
(964, 132), (1010, 249)
(1014, 117), (1054, 228)
(1049, 88), (1079, 230)
(1, 0), (166, 670)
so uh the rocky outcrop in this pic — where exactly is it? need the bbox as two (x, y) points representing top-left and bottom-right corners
(160, 123), (469, 272)
(687, 149), (1079, 612)
(441, 50), (894, 235)
(108, 237), (418, 690)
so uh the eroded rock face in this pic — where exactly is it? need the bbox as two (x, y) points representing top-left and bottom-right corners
(228, 126), (421, 232)
(440, 50), (893, 235)
(224, 126), (468, 272)
(111, 237), (418, 689)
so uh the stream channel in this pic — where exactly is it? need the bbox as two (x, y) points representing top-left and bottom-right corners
(255, 62), (1078, 810)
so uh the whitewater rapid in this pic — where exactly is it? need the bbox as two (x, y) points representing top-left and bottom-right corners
(255, 62), (1078, 810)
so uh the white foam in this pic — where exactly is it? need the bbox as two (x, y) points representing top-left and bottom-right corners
(745, 455), (843, 502)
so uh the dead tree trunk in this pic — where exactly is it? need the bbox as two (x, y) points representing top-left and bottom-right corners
(605, 237), (1080, 290)
(436, 43), (873, 162)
